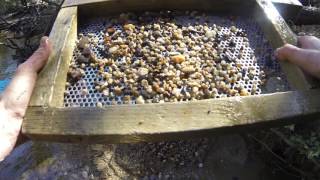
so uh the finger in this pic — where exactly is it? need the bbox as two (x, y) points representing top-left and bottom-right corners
(298, 36), (320, 50)
(275, 44), (320, 78)
(2, 37), (51, 118)
(25, 36), (52, 73)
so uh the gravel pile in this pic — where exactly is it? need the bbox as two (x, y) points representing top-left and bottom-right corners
(65, 11), (267, 107)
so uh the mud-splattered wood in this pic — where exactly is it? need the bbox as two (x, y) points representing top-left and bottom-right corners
(29, 6), (77, 107)
(255, 0), (319, 90)
(23, 90), (320, 143)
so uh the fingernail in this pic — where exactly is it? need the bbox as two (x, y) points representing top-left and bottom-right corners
(40, 37), (49, 47)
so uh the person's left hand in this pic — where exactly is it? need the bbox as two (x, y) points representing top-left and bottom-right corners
(0, 37), (52, 161)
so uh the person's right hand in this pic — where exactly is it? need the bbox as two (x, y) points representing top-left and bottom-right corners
(275, 36), (320, 79)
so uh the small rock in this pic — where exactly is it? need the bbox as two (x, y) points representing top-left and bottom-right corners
(96, 102), (103, 107)
(153, 24), (161, 30)
(82, 46), (92, 56)
(136, 95), (145, 104)
(123, 95), (131, 104)
(240, 89), (249, 96)
(205, 30), (216, 38)
(81, 171), (88, 178)
(168, 51), (181, 56)
(156, 38), (165, 44)
(170, 54), (185, 64)
(81, 88), (89, 96)
(173, 31), (183, 40)
(89, 174), (94, 180)
(102, 89), (109, 97)
(230, 26), (237, 33)
(78, 36), (90, 49)
(78, 55), (90, 64)
(198, 163), (203, 168)
(124, 23), (135, 31)
(181, 66), (195, 73)
(67, 68), (84, 83)
(114, 86), (122, 96)
(138, 67), (149, 76)
(108, 46), (119, 54)
(106, 27), (116, 34)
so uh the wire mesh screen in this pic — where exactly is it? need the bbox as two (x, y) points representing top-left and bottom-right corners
(64, 12), (290, 107)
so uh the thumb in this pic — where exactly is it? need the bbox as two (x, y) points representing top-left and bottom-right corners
(25, 36), (52, 73)
(275, 44), (320, 79)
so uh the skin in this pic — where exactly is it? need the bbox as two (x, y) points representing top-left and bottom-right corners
(1, 35), (320, 161)
(0, 37), (51, 161)
(275, 36), (320, 79)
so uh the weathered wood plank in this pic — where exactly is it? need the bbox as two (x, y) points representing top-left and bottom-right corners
(23, 90), (320, 143)
(64, 0), (302, 8)
(271, 0), (302, 20)
(66, 0), (254, 18)
(255, 0), (318, 90)
(271, 0), (301, 5)
(49, 9), (78, 107)
(29, 6), (77, 107)
(63, 0), (109, 7)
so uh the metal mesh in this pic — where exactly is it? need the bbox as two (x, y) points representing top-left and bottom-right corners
(64, 14), (290, 107)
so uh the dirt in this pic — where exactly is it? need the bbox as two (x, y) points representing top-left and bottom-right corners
(0, 134), (299, 180)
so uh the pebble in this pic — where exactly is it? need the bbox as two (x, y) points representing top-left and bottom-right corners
(81, 88), (88, 96)
(198, 163), (204, 168)
(78, 55), (89, 64)
(205, 30), (216, 38)
(173, 31), (183, 40)
(106, 27), (116, 34)
(81, 170), (88, 178)
(78, 36), (90, 49)
(230, 26), (237, 33)
(240, 89), (249, 96)
(170, 54), (185, 64)
(136, 95), (145, 104)
(114, 86), (122, 96)
(123, 95), (131, 104)
(108, 46), (119, 54)
(181, 66), (195, 73)
(67, 11), (265, 105)
(138, 67), (149, 76)
(96, 102), (103, 107)
(123, 23), (135, 31)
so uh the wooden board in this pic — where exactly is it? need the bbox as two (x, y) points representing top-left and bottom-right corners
(63, 0), (302, 8)
(271, 0), (302, 20)
(63, 0), (110, 7)
(23, 89), (320, 143)
(22, 0), (320, 143)
(255, 0), (317, 90)
(29, 6), (77, 107)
